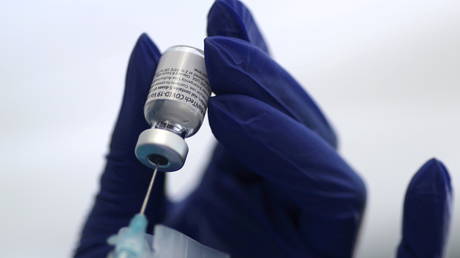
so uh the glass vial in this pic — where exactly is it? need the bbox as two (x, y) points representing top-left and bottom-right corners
(135, 45), (211, 172)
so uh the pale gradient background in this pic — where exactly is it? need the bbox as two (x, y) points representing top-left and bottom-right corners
(1, 0), (459, 257)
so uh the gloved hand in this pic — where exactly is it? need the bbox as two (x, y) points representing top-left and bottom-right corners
(74, 0), (453, 257)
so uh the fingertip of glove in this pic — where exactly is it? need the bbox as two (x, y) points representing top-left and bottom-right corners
(207, 0), (269, 53)
(407, 158), (453, 197)
(127, 33), (161, 84)
(138, 32), (153, 46)
(131, 33), (161, 62)
(110, 34), (161, 152)
(398, 158), (453, 258)
(207, 0), (249, 41)
(125, 33), (161, 97)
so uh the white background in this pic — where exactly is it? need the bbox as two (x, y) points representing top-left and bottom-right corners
(1, 0), (459, 257)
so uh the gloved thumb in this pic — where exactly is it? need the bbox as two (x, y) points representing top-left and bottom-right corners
(104, 33), (168, 224)
(109, 33), (159, 156)
(76, 34), (167, 257)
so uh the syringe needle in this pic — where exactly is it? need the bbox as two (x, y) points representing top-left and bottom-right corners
(140, 165), (159, 215)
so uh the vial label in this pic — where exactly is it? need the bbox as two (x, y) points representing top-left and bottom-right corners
(147, 50), (211, 116)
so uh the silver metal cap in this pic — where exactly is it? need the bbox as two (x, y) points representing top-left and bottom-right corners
(135, 128), (188, 172)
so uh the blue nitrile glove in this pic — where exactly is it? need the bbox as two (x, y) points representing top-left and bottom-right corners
(74, 0), (453, 257)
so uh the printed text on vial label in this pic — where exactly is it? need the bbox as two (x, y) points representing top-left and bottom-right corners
(148, 67), (210, 115)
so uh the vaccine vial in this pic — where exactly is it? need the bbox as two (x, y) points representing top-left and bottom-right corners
(135, 45), (211, 172)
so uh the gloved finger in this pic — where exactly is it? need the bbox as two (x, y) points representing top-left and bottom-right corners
(104, 33), (168, 227)
(75, 34), (167, 256)
(207, 0), (269, 54)
(205, 36), (338, 148)
(397, 159), (453, 258)
(208, 94), (366, 256)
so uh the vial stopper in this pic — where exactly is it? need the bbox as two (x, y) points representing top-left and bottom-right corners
(135, 128), (188, 172)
